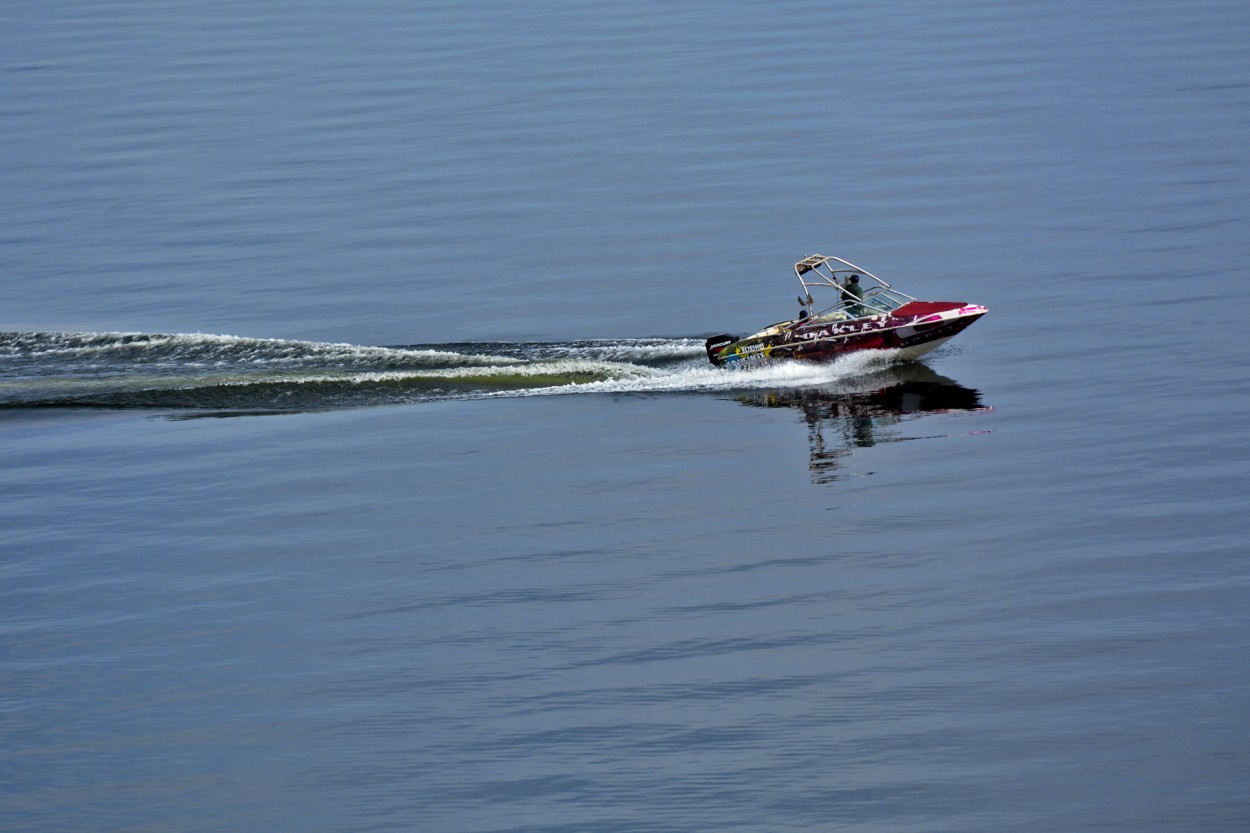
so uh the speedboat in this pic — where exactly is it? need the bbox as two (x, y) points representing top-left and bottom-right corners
(705, 254), (988, 366)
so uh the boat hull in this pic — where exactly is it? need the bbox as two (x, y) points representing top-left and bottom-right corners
(708, 304), (987, 366)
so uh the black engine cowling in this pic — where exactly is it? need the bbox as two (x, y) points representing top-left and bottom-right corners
(704, 334), (736, 366)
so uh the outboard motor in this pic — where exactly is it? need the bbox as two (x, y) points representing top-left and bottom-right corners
(704, 334), (736, 366)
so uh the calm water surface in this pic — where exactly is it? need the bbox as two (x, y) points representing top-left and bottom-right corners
(3, 1), (1248, 831)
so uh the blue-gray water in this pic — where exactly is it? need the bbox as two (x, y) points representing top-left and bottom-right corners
(3, 2), (1248, 831)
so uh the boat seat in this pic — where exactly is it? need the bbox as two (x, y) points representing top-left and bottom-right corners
(811, 311), (849, 324)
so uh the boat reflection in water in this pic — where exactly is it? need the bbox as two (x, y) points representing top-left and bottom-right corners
(735, 363), (990, 484)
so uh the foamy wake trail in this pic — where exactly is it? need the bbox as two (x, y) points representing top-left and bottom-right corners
(0, 331), (911, 410)
(0, 331), (525, 369)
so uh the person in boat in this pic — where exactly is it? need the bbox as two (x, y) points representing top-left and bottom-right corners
(843, 274), (865, 315)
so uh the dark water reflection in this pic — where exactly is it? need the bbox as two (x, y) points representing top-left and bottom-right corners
(736, 363), (988, 483)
